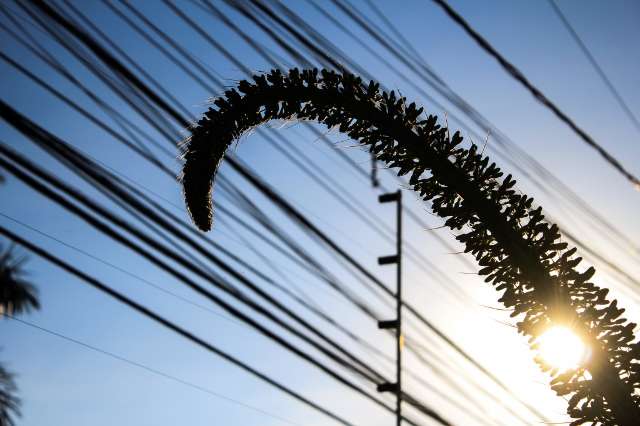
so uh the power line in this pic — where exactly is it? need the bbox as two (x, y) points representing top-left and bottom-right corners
(0, 10), (435, 389)
(0, 211), (246, 327)
(305, 0), (640, 262)
(30, 1), (536, 422)
(3, 314), (305, 426)
(0, 12), (462, 410)
(303, 0), (640, 305)
(0, 105), (448, 424)
(0, 228), (355, 426)
(58, 0), (193, 120)
(1, 4), (484, 426)
(430, 0), (640, 189)
(47, 0), (500, 382)
(211, 4), (545, 422)
(0, 144), (397, 423)
(0, 10), (516, 426)
(6, 1), (608, 422)
(546, 0), (640, 135)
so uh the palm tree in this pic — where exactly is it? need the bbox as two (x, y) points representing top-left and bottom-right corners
(180, 68), (640, 425)
(0, 244), (40, 426)
(0, 364), (20, 426)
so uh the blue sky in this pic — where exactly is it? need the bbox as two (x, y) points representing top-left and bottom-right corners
(1, 1), (639, 425)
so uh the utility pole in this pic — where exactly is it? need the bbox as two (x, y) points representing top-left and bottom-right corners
(376, 190), (402, 426)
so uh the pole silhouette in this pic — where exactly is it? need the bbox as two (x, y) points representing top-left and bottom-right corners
(376, 190), (402, 426)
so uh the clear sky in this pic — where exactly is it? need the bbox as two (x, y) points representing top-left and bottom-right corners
(1, 1), (639, 425)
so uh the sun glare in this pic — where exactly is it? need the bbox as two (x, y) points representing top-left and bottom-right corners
(537, 326), (588, 371)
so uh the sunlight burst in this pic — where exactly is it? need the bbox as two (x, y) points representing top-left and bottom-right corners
(537, 326), (588, 371)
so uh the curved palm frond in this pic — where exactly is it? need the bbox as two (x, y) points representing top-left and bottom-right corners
(180, 68), (640, 425)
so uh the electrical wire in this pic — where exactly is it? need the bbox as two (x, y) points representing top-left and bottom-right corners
(3, 314), (305, 426)
(430, 0), (640, 189)
(0, 229), (356, 426)
(5, 3), (524, 422)
(546, 0), (640, 135)
(8, 1), (632, 422)
(0, 103), (450, 424)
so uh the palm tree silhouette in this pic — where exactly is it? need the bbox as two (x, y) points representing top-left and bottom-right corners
(1, 233), (40, 426)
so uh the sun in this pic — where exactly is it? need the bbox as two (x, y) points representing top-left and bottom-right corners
(537, 326), (588, 371)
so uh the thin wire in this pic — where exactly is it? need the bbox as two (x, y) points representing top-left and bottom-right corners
(547, 0), (640, 135)
(0, 111), (443, 423)
(3, 1), (576, 422)
(0, 12), (500, 426)
(320, 0), (640, 258)
(2, 314), (305, 426)
(208, 4), (543, 421)
(0, 227), (356, 426)
(1, 144), (417, 405)
(124, 5), (510, 402)
(0, 211), (246, 328)
(0, 16), (420, 392)
(430, 0), (640, 189)
(3, 3), (440, 422)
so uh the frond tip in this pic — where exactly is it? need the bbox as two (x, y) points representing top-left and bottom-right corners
(180, 126), (231, 231)
(180, 156), (215, 232)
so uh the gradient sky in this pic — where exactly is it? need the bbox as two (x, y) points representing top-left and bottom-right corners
(1, 1), (639, 425)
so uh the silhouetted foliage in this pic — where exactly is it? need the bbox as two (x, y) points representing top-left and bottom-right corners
(0, 246), (39, 316)
(181, 68), (640, 425)
(0, 242), (39, 425)
(0, 364), (19, 426)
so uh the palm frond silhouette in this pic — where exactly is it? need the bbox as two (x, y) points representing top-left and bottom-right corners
(180, 68), (640, 424)
(0, 364), (19, 426)
(0, 246), (39, 316)
(0, 240), (40, 425)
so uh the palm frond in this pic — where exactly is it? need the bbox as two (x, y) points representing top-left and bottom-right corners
(0, 245), (39, 316)
(0, 363), (20, 426)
